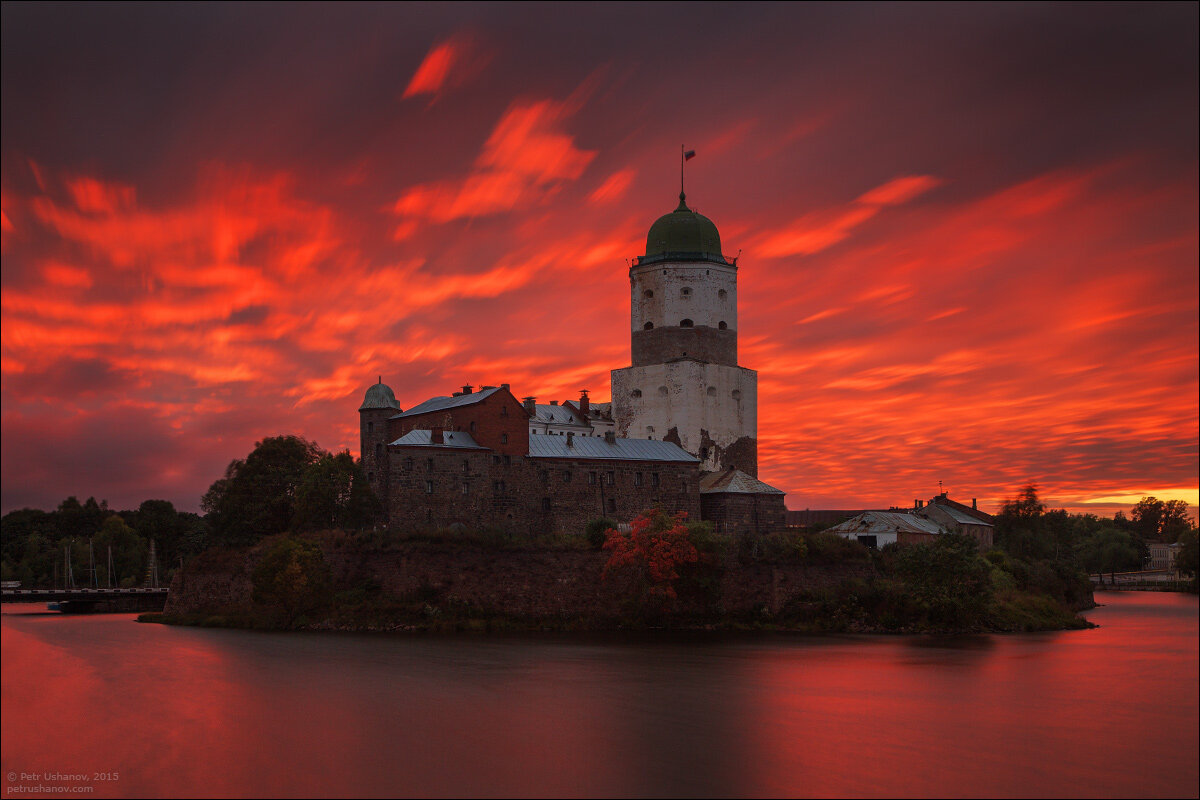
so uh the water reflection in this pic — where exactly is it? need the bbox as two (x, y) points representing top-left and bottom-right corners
(2, 592), (1196, 798)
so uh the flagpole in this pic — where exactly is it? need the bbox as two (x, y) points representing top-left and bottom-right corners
(680, 144), (685, 196)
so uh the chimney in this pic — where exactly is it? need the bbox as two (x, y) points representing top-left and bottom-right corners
(522, 396), (536, 414)
(604, 431), (616, 445)
(972, 498), (977, 510)
(579, 389), (590, 416)
(566, 432), (574, 447)
(501, 383), (510, 390)
(430, 428), (444, 444)
(550, 400), (558, 406)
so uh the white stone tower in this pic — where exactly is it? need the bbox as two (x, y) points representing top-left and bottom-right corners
(611, 191), (758, 475)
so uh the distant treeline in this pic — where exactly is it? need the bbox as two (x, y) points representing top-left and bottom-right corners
(1, 435), (377, 589)
(1, 497), (206, 588)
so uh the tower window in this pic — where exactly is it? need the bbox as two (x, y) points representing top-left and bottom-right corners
(644, 321), (654, 330)
(376, 442), (384, 458)
(631, 389), (642, 398)
(367, 421), (374, 433)
(462, 482), (469, 495)
(679, 319), (693, 328)
(501, 433), (508, 444)
(542, 498), (552, 511)
(732, 390), (742, 400)
(463, 460), (469, 473)
(644, 289), (654, 299)
(470, 421), (476, 433)
(719, 289), (727, 300)
(707, 386), (717, 397)
(425, 480), (433, 494)
(658, 386), (668, 396)
(718, 321), (728, 330)
(681, 287), (691, 298)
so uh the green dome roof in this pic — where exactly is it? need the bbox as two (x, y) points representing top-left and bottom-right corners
(645, 192), (722, 257)
(359, 381), (401, 412)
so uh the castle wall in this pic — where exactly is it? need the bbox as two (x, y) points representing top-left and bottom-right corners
(700, 493), (788, 536)
(631, 325), (736, 365)
(630, 260), (737, 363)
(385, 445), (700, 535)
(611, 360), (758, 476)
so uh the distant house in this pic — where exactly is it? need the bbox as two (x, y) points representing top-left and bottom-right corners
(826, 511), (944, 549)
(916, 497), (994, 550)
(1147, 541), (1182, 574)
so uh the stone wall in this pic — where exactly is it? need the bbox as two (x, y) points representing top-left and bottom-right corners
(385, 447), (700, 536)
(166, 536), (874, 623)
(700, 492), (787, 536)
(631, 326), (736, 367)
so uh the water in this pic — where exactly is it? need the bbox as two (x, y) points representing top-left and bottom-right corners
(2, 592), (1196, 798)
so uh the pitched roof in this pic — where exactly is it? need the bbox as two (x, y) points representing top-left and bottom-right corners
(394, 387), (502, 418)
(699, 469), (785, 495)
(389, 430), (487, 449)
(532, 404), (585, 425)
(827, 511), (945, 536)
(926, 503), (994, 527)
(527, 435), (698, 462)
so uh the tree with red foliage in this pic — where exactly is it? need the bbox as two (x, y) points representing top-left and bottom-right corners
(602, 508), (699, 602)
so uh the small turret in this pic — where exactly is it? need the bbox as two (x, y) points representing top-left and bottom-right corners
(359, 378), (402, 515)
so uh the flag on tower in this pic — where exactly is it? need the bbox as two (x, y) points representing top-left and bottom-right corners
(684, 149), (696, 160)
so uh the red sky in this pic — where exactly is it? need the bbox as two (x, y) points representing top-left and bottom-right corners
(2, 4), (1197, 518)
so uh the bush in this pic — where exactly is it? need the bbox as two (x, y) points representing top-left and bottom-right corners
(585, 517), (618, 549)
(251, 536), (333, 627)
(805, 531), (870, 563)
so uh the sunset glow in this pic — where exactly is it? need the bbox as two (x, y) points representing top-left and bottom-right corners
(2, 4), (1196, 516)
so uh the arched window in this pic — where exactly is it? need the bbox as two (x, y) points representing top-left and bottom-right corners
(375, 442), (383, 458)
(631, 389), (642, 398)
(718, 289), (727, 300)
(732, 389), (742, 400)
(718, 321), (728, 330)
(679, 319), (693, 328)
(680, 287), (692, 298)
(658, 386), (668, 396)
(707, 386), (716, 397)
(644, 321), (654, 330)
(643, 289), (654, 299)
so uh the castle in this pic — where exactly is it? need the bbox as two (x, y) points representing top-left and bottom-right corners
(358, 190), (787, 537)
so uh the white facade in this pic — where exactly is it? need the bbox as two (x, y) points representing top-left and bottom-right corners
(630, 261), (738, 333)
(611, 360), (756, 473)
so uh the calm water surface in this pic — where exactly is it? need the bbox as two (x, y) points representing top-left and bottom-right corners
(2, 592), (1197, 798)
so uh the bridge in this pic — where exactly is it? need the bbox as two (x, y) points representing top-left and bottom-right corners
(2, 587), (169, 613)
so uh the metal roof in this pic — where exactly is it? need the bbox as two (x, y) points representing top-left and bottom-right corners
(827, 511), (945, 536)
(389, 430), (487, 449)
(699, 469), (785, 495)
(359, 382), (402, 411)
(532, 404), (584, 425)
(527, 435), (698, 462)
(927, 503), (994, 527)
(394, 387), (501, 418)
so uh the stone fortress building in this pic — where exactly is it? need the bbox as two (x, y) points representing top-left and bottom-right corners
(359, 188), (788, 537)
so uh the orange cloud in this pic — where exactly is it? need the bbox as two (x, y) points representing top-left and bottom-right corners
(402, 40), (460, 99)
(588, 169), (636, 205)
(392, 98), (596, 223)
(758, 174), (940, 258)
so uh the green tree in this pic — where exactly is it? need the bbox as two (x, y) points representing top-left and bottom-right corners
(93, 515), (149, 587)
(1175, 530), (1198, 578)
(891, 534), (994, 626)
(251, 537), (332, 626)
(292, 451), (381, 532)
(1076, 527), (1141, 584)
(203, 436), (323, 546)
(1130, 497), (1194, 542)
